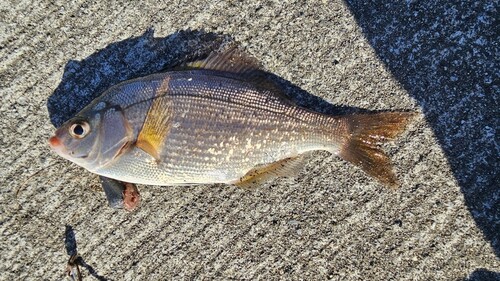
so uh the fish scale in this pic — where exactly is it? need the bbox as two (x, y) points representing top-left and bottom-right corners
(175, 80), (310, 157)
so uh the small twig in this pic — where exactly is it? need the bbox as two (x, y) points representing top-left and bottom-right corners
(15, 162), (62, 197)
(65, 253), (82, 281)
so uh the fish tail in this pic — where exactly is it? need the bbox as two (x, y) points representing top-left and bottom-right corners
(338, 112), (415, 188)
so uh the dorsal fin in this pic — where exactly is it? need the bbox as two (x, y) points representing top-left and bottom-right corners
(186, 45), (262, 74)
(185, 46), (295, 104)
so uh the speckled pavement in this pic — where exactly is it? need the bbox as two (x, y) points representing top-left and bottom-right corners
(1, 1), (498, 280)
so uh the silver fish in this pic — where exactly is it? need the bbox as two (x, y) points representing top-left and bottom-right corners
(49, 47), (414, 192)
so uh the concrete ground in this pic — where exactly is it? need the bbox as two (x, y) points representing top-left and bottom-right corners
(1, 1), (498, 280)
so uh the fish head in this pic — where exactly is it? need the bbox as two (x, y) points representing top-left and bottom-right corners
(49, 102), (134, 172)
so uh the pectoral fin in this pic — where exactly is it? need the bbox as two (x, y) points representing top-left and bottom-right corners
(136, 138), (162, 162)
(136, 77), (173, 162)
(235, 156), (305, 189)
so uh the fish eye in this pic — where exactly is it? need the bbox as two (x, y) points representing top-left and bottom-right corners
(69, 121), (90, 139)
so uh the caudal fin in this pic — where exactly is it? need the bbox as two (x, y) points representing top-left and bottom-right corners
(339, 112), (415, 188)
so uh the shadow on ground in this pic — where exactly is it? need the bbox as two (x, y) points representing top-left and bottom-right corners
(344, 0), (499, 258)
(65, 225), (110, 281)
(47, 29), (231, 127)
(47, 29), (372, 130)
(465, 268), (500, 281)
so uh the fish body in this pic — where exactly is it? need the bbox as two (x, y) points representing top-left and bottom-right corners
(50, 48), (413, 189)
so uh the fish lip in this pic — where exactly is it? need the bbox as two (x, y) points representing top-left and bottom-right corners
(48, 135), (88, 159)
(48, 135), (66, 156)
(48, 135), (60, 149)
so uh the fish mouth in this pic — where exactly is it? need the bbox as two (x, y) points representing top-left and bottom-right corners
(48, 135), (88, 159)
(48, 135), (61, 148)
(48, 135), (66, 156)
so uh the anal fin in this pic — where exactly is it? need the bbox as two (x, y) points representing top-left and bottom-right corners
(235, 155), (305, 189)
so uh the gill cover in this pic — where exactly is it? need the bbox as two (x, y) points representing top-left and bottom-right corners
(51, 102), (134, 172)
(95, 106), (134, 166)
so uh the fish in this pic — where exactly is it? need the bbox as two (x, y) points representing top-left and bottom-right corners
(49, 46), (414, 207)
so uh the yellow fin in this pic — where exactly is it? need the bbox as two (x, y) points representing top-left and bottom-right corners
(235, 155), (305, 189)
(136, 138), (162, 161)
(136, 77), (172, 161)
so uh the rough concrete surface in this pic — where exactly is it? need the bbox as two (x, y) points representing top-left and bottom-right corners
(1, 0), (498, 280)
